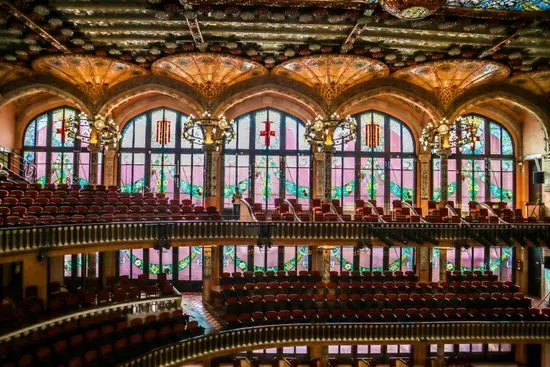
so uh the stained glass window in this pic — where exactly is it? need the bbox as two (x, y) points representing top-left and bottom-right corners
(119, 247), (202, 281)
(23, 107), (103, 185)
(332, 111), (416, 211)
(432, 115), (514, 208)
(223, 108), (311, 210)
(119, 107), (203, 202)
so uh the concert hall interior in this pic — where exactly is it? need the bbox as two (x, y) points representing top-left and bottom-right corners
(0, 0), (549, 366)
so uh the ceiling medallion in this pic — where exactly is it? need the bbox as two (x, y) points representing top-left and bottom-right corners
(381, 0), (445, 19)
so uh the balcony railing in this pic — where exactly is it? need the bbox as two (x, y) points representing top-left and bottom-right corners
(0, 221), (548, 255)
(0, 296), (182, 343)
(119, 321), (550, 367)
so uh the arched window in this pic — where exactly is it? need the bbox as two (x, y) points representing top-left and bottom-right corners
(223, 108), (311, 210)
(331, 110), (416, 210)
(22, 106), (103, 185)
(432, 114), (515, 208)
(119, 107), (204, 202)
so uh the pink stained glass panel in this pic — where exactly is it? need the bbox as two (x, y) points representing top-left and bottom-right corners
(119, 250), (131, 277)
(372, 247), (384, 272)
(131, 249), (144, 278)
(190, 246), (203, 280)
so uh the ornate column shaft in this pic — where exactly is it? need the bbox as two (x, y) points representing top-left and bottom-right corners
(438, 247), (447, 282)
(417, 246), (430, 283)
(202, 246), (220, 304)
(314, 151), (325, 199)
(87, 252), (97, 279)
(439, 150), (450, 204)
(88, 143), (101, 186)
(323, 145), (335, 200)
(203, 143), (218, 207)
(103, 149), (117, 187)
(311, 246), (333, 281)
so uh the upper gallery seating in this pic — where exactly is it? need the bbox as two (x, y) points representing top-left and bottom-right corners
(0, 306), (202, 367)
(0, 182), (221, 226)
(0, 274), (176, 334)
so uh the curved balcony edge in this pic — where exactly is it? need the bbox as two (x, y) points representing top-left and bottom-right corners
(119, 321), (550, 367)
(0, 296), (182, 344)
(0, 221), (548, 256)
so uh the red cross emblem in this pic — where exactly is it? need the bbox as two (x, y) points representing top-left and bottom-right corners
(56, 123), (67, 143)
(260, 120), (276, 147)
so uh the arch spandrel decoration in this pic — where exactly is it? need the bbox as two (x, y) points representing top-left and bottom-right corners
(272, 54), (389, 107)
(32, 55), (149, 108)
(509, 71), (550, 98)
(0, 62), (33, 87)
(393, 59), (510, 108)
(152, 53), (269, 101)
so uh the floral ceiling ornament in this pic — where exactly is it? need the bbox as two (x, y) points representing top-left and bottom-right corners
(32, 55), (149, 108)
(152, 53), (268, 100)
(381, 0), (445, 19)
(272, 54), (389, 108)
(393, 59), (509, 107)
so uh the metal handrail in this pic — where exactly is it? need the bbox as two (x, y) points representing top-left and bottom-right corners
(0, 295), (181, 343)
(282, 199), (302, 222)
(401, 201), (428, 223)
(446, 204), (467, 224)
(119, 321), (550, 367)
(238, 199), (258, 222)
(0, 146), (37, 183)
(479, 202), (508, 224)
(328, 202), (345, 222)
(364, 200), (384, 222)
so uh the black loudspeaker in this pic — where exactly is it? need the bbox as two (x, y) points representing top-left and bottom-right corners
(533, 171), (545, 184)
(544, 256), (550, 269)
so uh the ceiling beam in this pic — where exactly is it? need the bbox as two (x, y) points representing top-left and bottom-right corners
(0, 0), (71, 54)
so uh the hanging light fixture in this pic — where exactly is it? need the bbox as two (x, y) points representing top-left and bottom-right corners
(64, 112), (121, 150)
(419, 115), (480, 154)
(305, 113), (357, 147)
(155, 118), (171, 145)
(365, 122), (382, 149)
(182, 111), (235, 146)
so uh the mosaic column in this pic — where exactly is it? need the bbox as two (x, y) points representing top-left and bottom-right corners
(312, 246), (333, 282)
(314, 151), (325, 199)
(412, 343), (427, 367)
(202, 246), (220, 305)
(88, 143), (101, 186)
(103, 149), (117, 187)
(438, 247), (447, 282)
(87, 252), (97, 279)
(323, 144), (335, 200)
(438, 148), (451, 205)
(203, 143), (218, 207)
(542, 149), (550, 217)
(417, 246), (430, 283)
(101, 251), (117, 288)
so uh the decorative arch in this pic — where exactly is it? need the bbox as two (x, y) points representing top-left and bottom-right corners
(97, 76), (206, 121)
(0, 77), (90, 115)
(333, 79), (445, 126)
(331, 109), (416, 210)
(22, 106), (103, 186)
(211, 75), (325, 121)
(450, 84), (550, 142)
(222, 107), (311, 210)
(431, 113), (515, 209)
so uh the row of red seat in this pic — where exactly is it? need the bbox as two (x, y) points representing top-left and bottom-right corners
(3, 306), (200, 367)
(224, 306), (550, 328)
(222, 270), (415, 284)
(220, 280), (518, 298)
(224, 291), (530, 314)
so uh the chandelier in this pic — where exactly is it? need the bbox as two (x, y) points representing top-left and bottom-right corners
(64, 113), (121, 150)
(305, 113), (357, 147)
(182, 111), (235, 146)
(419, 115), (480, 154)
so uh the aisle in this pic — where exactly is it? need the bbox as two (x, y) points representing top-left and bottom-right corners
(181, 293), (223, 333)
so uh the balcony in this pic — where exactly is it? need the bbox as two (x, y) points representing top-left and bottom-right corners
(118, 321), (550, 367)
(0, 221), (547, 256)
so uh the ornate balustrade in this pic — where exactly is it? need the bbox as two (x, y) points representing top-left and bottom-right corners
(0, 296), (182, 343)
(119, 321), (550, 367)
(0, 221), (548, 255)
